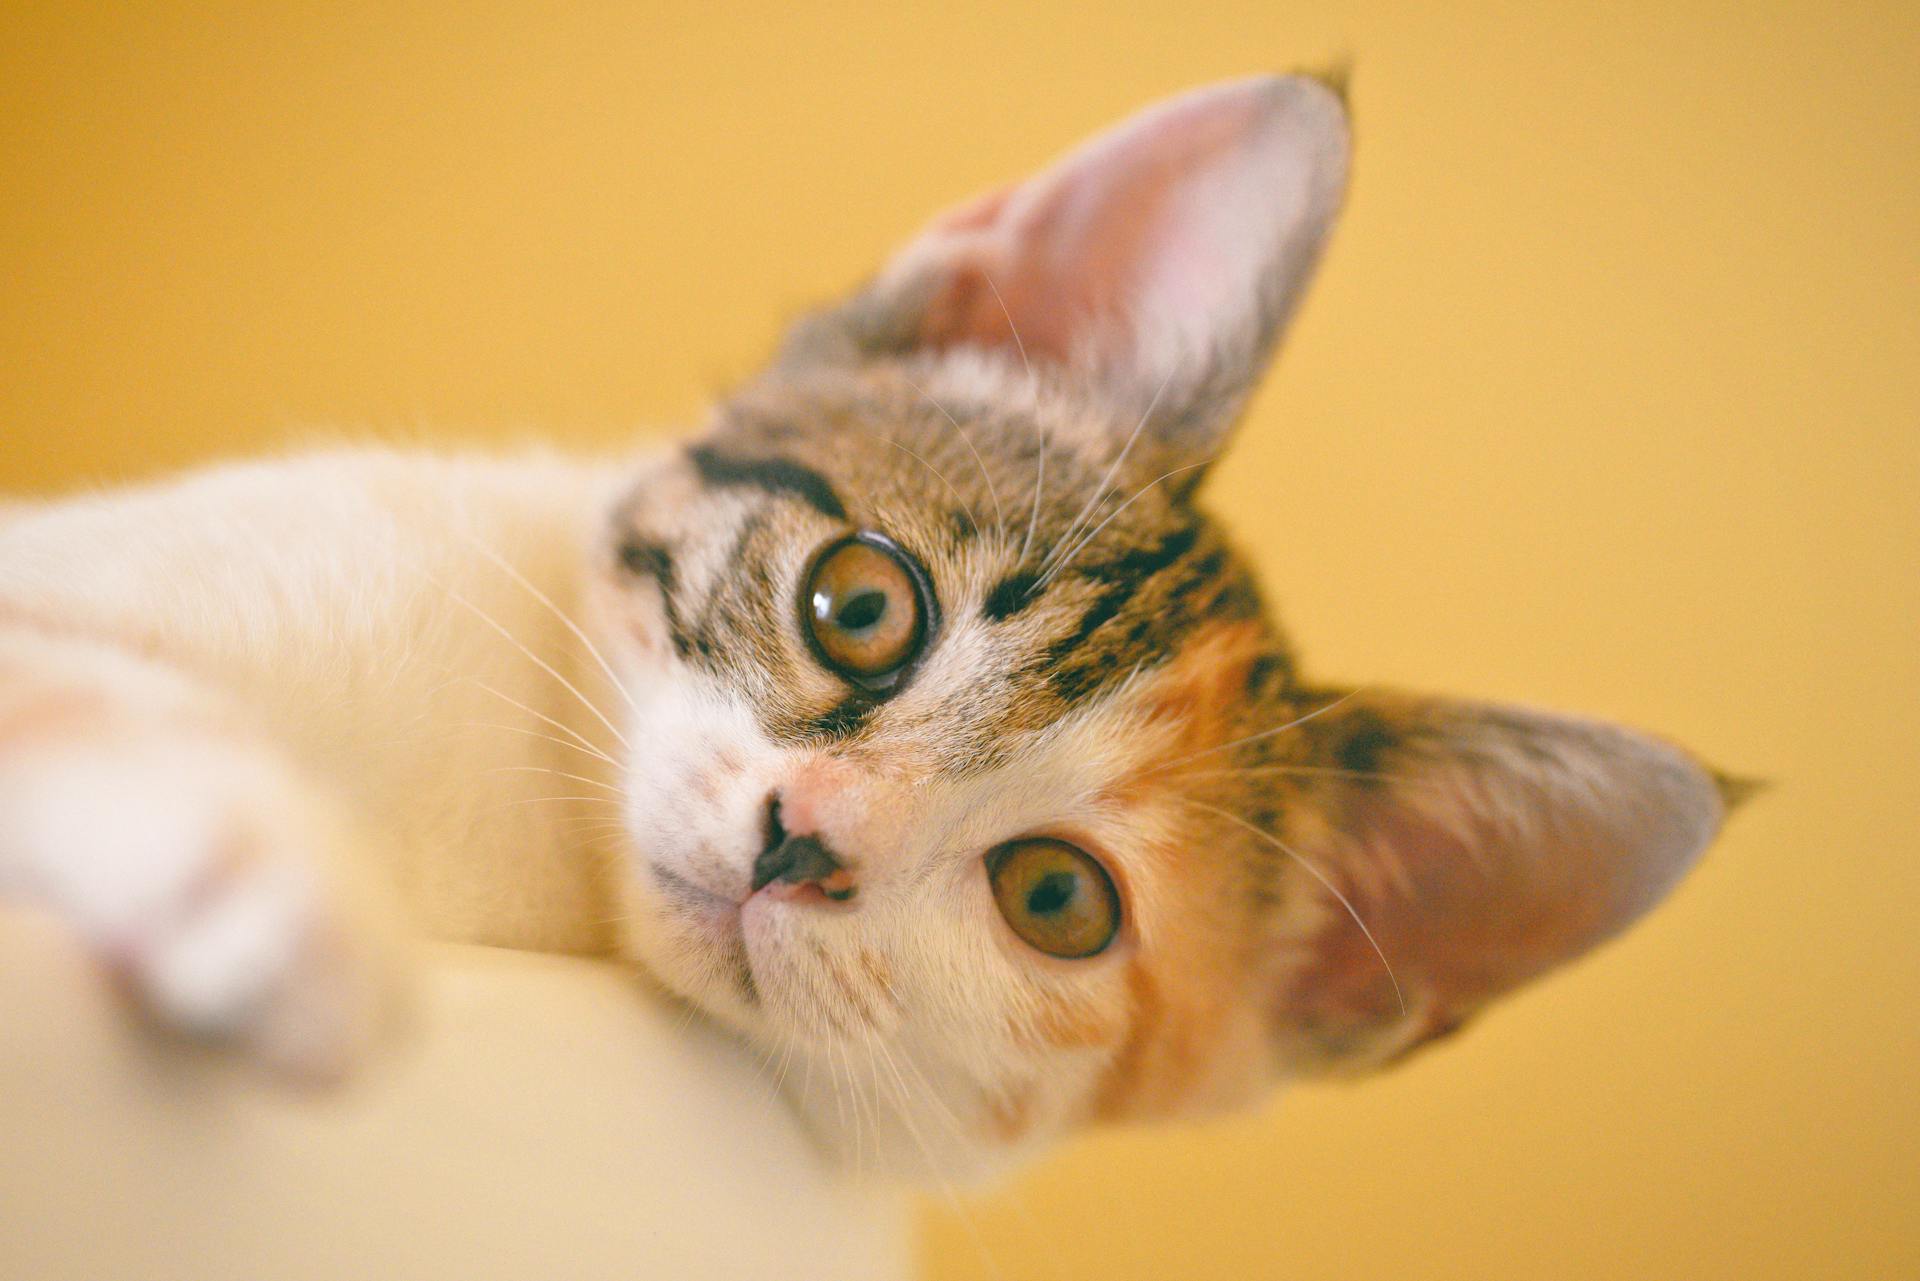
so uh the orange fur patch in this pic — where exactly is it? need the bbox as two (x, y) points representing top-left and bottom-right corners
(1013, 988), (1123, 1052)
(1082, 621), (1278, 1120)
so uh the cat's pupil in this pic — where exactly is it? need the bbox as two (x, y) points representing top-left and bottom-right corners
(1026, 871), (1077, 917)
(836, 590), (887, 632)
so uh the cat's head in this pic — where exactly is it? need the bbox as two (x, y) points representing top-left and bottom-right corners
(591, 76), (1737, 1179)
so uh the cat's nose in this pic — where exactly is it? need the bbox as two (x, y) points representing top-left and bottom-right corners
(751, 796), (856, 901)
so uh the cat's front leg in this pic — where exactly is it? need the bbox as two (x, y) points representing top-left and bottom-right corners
(0, 627), (406, 1081)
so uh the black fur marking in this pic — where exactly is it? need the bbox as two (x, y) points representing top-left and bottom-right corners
(984, 570), (1041, 620)
(617, 537), (706, 660)
(802, 697), (874, 741)
(1245, 653), (1292, 699)
(687, 445), (847, 522)
(1335, 715), (1397, 777)
(1206, 570), (1264, 622)
(1075, 523), (1201, 586)
(617, 537), (672, 586)
(1048, 525), (1202, 660)
(1037, 521), (1226, 704)
(1049, 583), (1134, 668)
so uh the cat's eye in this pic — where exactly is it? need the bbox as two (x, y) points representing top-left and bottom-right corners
(802, 534), (930, 687)
(986, 838), (1121, 959)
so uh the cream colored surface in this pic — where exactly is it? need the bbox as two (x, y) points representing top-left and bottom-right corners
(0, 911), (909, 1281)
(1, 3), (1915, 1280)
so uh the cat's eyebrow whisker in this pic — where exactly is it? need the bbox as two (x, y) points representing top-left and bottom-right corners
(1150, 689), (1365, 775)
(877, 436), (981, 538)
(453, 528), (641, 716)
(981, 270), (1049, 569)
(982, 271), (1034, 389)
(481, 764), (624, 796)
(1041, 368), (1175, 579)
(904, 375), (1005, 539)
(1020, 427), (1048, 567)
(439, 586), (632, 753)
(1183, 797), (1406, 1017)
(1033, 455), (1214, 590)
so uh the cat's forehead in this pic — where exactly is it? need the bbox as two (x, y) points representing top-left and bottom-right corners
(708, 363), (1122, 534)
(637, 367), (1279, 763)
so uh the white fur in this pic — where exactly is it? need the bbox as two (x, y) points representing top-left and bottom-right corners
(0, 451), (645, 1072)
(0, 444), (1156, 1168)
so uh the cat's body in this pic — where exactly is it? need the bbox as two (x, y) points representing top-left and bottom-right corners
(0, 76), (1739, 1183)
(0, 449), (629, 954)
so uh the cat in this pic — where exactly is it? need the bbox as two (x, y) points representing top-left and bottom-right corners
(0, 74), (1745, 1181)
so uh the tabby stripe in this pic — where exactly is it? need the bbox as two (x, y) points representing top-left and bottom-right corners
(983, 569), (1041, 620)
(1046, 524), (1201, 660)
(687, 445), (847, 521)
(617, 537), (706, 659)
(802, 696), (874, 741)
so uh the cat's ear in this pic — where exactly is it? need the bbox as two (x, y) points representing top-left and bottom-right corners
(1263, 689), (1750, 1073)
(781, 74), (1350, 465)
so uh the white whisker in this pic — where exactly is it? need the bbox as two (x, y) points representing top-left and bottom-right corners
(452, 720), (620, 769)
(463, 680), (620, 765)
(904, 375), (1005, 538)
(881, 437), (981, 536)
(872, 1030), (1008, 1281)
(982, 272), (1033, 387)
(1172, 762), (1437, 790)
(1042, 368), (1174, 577)
(1034, 456), (1213, 589)
(441, 587), (632, 752)
(1186, 798), (1406, 1016)
(481, 764), (623, 796)
(1020, 431), (1048, 567)
(979, 270), (1050, 569)
(483, 794), (624, 811)
(1154, 689), (1364, 774)
(456, 530), (639, 715)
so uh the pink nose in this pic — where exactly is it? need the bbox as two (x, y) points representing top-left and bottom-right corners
(769, 758), (844, 836)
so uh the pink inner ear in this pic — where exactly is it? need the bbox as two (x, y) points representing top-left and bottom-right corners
(1282, 804), (1623, 1058)
(879, 76), (1345, 379)
(1273, 708), (1727, 1068)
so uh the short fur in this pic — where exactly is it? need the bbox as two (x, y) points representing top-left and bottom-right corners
(0, 76), (1741, 1180)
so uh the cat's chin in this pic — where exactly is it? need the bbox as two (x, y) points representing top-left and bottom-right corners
(777, 1051), (1048, 1188)
(612, 869), (760, 1033)
(612, 890), (1046, 1186)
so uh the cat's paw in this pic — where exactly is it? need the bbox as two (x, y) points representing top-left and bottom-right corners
(0, 731), (405, 1082)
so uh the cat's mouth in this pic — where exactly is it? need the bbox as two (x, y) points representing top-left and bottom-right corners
(641, 860), (761, 1011)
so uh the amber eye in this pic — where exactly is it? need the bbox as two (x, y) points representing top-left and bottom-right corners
(803, 534), (929, 685)
(986, 839), (1121, 959)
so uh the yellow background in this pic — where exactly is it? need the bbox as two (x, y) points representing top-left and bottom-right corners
(3, 3), (1914, 1278)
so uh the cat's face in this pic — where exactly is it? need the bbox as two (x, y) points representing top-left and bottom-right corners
(600, 363), (1295, 1173)
(589, 76), (1734, 1180)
